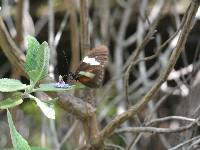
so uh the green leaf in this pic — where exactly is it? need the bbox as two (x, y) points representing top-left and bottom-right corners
(37, 42), (49, 80)
(24, 36), (49, 84)
(34, 83), (85, 92)
(24, 36), (40, 73)
(7, 109), (31, 150)
(34, 97), (55, 119)
(0, 78), (27, 92)
(0, 93), (23, 109)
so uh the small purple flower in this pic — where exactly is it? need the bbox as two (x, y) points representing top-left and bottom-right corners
(54, 75), (70, 88)
(54, 81), (68, 88)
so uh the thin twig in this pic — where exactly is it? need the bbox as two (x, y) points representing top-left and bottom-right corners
(104, 143), (125, 150)
(54, 12), (69, 50)
(115, 119), (198, 134)
(169, 135), (200, 150)
(146, 116), (196, 126)
(48, 0), (56, 78)
(80, 0), (90, 54)
(59, 120), (78, 148)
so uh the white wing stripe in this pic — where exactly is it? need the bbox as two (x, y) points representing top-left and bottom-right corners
(83, 56), (100, 65)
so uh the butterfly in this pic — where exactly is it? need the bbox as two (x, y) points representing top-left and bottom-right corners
(56, 45), (109, 88)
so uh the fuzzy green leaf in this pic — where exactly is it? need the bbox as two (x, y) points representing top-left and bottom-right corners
(0, 93), (23, 109)
(24, 36), (49, 84)
(33, 97), (55, 119)
(0, 78), (27, 92)
(24, 36), (40, 73)
(7, 109), (31, 150)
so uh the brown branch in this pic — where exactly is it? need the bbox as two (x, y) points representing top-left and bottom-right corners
(146, 116), (196, 126)
(66, 0), (80, 71)
(90, 0), (199, 147)
(0, 16), (26, 76)
(80, 0), (90, 54)
(114, 116), (199, 136)
(79, 0), (99, 143)
(99, 0), (110, 45)
(56, 92), (96, 120)
(114, 123), (197, 134)
(15, 0), (25, 50)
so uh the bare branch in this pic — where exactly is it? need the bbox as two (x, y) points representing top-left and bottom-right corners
(114, 123), (196, 134)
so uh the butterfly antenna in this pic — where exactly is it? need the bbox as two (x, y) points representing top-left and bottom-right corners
(68, 72), (78, 80)
(61, 50), (70, 72)
(62, 74), (68, 78)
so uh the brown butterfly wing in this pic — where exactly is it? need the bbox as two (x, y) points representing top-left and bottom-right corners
(75, 45), (109, 88)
